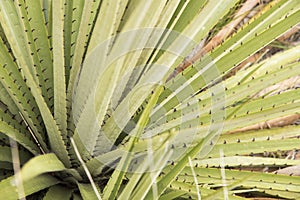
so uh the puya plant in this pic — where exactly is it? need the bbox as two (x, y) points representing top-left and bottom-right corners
(0, 0), (299, 199)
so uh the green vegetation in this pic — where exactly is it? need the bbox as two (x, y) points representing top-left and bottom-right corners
(0, 0), (299, 199)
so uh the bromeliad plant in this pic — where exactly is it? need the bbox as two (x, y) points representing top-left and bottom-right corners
(0, 0), (300, 199)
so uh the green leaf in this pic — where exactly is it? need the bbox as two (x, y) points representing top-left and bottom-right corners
(77, 182), (101, 200)
(0, 146), (11, 163)
(0, 0), (71, 166)
(206, 138), (300, 159)
(63, 0), (73, 85)
(0, 0), (37, 81)
(0, 37), (48, 152)
(16, 0), (52, 108)
(170, 165), (300, 198)
(151, 0), (300, 122)
(148, 49), (300, 133)
(193, 156), (300, 168)
(20, 153), (65, 181)
(52, 0), (68, 136)
(103, 85), (165, 200)
(43, 185), (73, 200)
(219, 125), (300, 144)
(73, 49), (123, 155)
(67, 0), (99, 105)
(99, 0), (239, 154)
(0, 117), (40, 155)
(158, 190), (186, 200)
(169, 181), (246, 200)
(144, 138), (205, 199)
(0, 174), (59, 200)
(0, 146), (32, 164)
(0, 154), (66, 198)
(119, 133), (174, 199)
